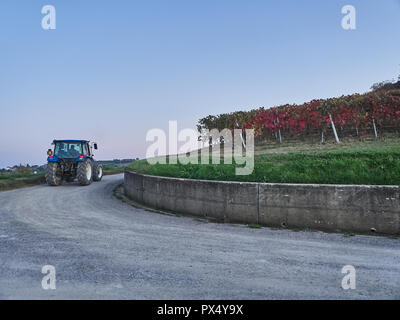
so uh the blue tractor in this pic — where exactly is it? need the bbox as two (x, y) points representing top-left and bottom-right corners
(46, 140), (103, 186)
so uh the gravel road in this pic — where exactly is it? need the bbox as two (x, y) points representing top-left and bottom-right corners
(0, 174), (399, 299)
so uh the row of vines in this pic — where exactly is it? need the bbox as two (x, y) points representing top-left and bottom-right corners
(197, 90), (400, 143)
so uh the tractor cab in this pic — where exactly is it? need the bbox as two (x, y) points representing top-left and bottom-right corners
(47, 140), (97, 161)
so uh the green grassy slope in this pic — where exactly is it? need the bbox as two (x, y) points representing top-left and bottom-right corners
(128, 140), (400, 185)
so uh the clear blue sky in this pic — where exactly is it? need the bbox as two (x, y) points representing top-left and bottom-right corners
(0, 0), (399, 167)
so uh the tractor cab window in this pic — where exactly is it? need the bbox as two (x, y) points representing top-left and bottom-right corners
(82, 143), (89, 156)
(54, 142), (83, 158)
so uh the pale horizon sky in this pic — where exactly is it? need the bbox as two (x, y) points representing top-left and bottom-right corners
(1, 0), (400, 168)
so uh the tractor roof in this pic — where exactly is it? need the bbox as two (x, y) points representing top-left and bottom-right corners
(53, 140), (89, 143)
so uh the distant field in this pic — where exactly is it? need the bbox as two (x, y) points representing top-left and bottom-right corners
(103, 167), (125, 175)
(128, 138), (400, 185)
(100, 160), (135, 175)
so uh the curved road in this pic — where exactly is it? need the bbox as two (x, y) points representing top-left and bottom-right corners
(0, 174), (399, 299)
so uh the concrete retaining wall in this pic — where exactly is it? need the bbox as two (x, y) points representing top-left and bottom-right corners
(124, 170), (400, 235)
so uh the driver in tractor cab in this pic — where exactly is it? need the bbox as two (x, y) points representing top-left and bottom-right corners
(69, 145), (80, 158)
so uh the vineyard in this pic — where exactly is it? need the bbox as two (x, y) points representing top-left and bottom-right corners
(197, 89), (400, 144)
(132, 83), (400, 184)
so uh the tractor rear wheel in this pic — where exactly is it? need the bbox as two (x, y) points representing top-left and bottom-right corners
(92, 163), (103, 182)
(46, 162), (62, 186)
(77, 159), (93, 186)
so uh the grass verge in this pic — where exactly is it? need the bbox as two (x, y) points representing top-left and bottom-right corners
(0, 174), (46, 192)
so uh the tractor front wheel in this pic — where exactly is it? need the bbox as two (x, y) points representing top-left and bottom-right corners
(77, 159), (93, 186)
(46, 162), (62, 186)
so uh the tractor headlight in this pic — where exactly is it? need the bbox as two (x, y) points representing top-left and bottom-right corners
(47, 149), (53, 156)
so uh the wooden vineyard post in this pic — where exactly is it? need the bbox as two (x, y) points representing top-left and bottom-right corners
(372, 118), (378, 138)
(329, 113), (340, 143)
(235, 120), (246, 149)
(276, 117), (282, 144)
